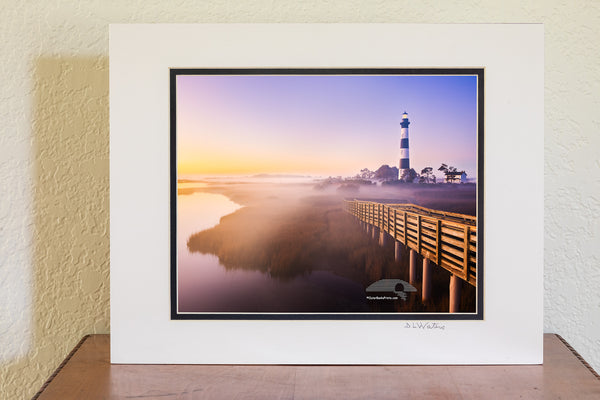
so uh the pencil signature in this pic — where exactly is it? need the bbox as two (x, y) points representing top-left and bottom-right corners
(404, 322), (446, 330)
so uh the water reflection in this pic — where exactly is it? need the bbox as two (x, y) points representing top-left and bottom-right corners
(178, 182), (208, 190)
(177, 191), (372, 312)
(177, 185), (475, 313)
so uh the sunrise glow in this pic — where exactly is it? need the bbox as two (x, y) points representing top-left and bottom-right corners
(176, 74), (478, 178)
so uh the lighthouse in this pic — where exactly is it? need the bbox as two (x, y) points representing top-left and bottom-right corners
(399, 112), (410, 178)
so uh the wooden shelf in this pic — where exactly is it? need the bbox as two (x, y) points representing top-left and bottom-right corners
(33, 334), (600, 399)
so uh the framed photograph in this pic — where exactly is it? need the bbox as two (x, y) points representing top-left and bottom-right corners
(111, 24), (543, 364)
(171, 68), (483, 320)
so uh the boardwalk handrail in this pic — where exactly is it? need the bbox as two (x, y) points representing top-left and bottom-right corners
(344, 199), (477, 286)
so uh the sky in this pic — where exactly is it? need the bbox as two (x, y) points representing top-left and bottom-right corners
(176, 73), (479, 179)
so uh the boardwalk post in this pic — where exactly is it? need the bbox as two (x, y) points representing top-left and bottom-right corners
(409, 249), (417, 285)
(392, 209), (396, 240)
(463, 226), (470, 281)
(436, 220), (442, 265)
(450, 274), (462, 313)
(372, 226), (379, 240)
(416, 215), (421, 253)
(403, 212), (408, 245)
(422, 258), (432, 302)
(395, 241), (401, 262)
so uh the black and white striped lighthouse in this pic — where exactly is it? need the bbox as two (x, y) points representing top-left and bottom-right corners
(399, 112), (411, 176)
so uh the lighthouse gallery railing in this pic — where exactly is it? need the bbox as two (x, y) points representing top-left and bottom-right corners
(344, 200), (477, 286)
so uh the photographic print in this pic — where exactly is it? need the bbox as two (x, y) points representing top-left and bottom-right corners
(112, 23), (542, 364)
(171, 69), (483, 320)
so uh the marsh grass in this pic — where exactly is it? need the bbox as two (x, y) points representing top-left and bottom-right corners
(186, 183), (476, 313)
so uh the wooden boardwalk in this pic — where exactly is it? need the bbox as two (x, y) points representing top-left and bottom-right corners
(344, 199), (477, 287)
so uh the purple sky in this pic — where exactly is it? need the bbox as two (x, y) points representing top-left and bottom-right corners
(177, 73), (478, 179)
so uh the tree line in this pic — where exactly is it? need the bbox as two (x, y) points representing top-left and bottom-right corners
(352, 163), (464, 184)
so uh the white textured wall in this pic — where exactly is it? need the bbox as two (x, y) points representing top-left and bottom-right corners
(0, 1), (598, 398)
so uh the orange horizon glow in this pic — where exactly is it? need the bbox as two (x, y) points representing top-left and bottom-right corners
(177, 157), (353, 176)
(178, 162), (333, 176)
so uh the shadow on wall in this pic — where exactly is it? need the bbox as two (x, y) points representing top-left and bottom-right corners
(0, 57), (109, 399)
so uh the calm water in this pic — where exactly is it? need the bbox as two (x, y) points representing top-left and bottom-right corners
(176, 185), (478, 314)
(177, 190), (369, 313)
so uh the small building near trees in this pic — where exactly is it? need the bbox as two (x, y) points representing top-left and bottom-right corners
(444, 171), (467, 183)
